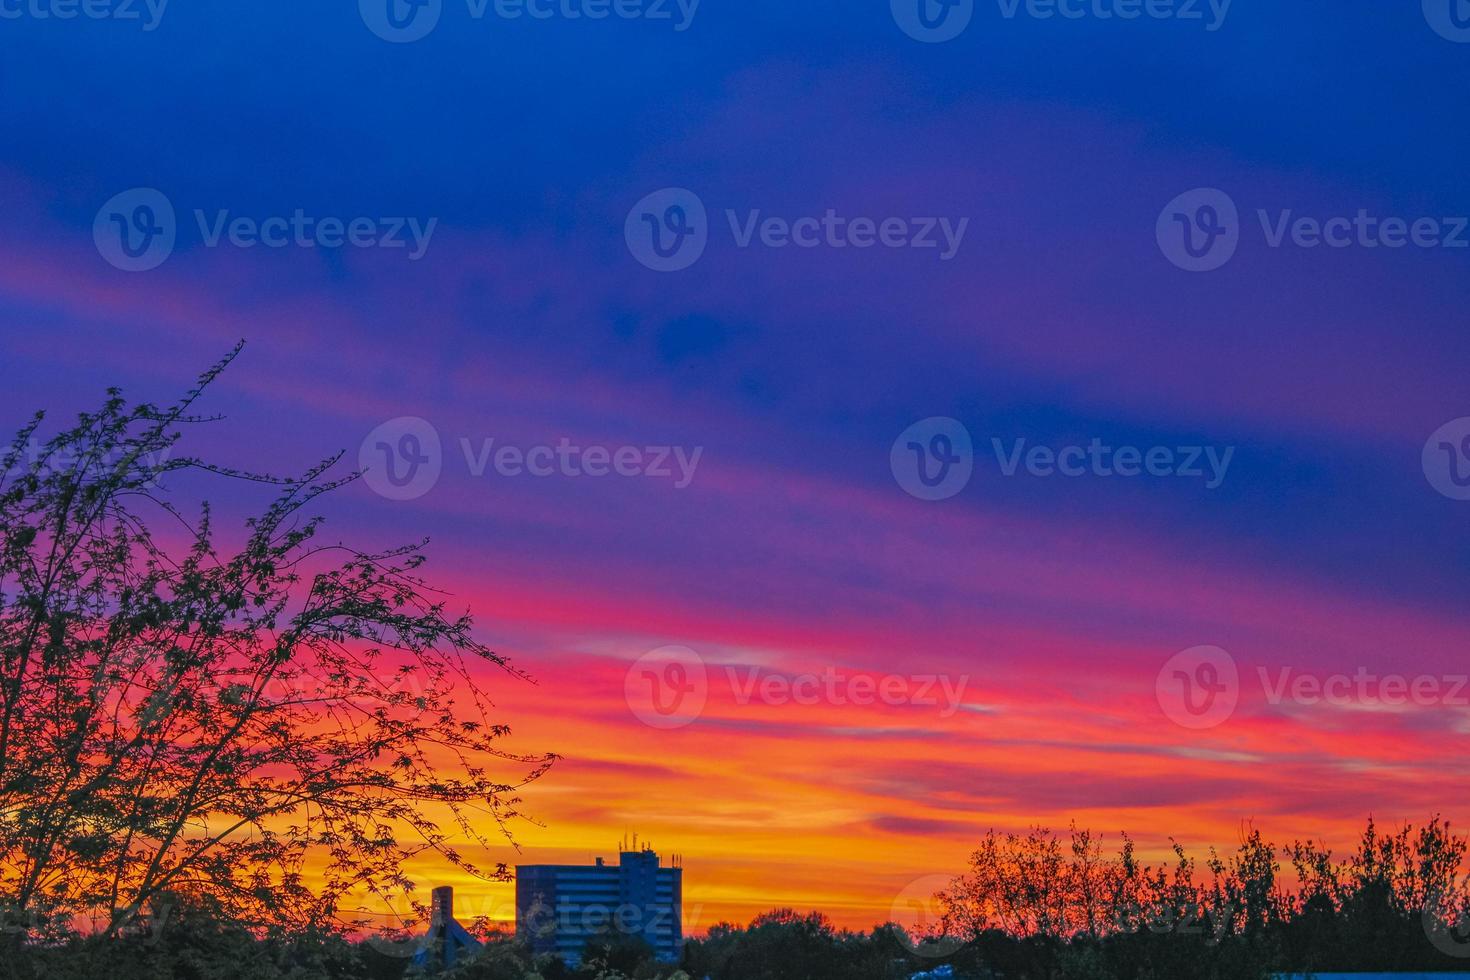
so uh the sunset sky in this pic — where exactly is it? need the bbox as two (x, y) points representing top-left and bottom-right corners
(3, 0), (1470, 936)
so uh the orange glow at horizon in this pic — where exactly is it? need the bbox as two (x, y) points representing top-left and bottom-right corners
(333, 550), (1470, 935)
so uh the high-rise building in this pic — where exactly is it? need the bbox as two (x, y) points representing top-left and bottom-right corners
(516, 840), (684, 966)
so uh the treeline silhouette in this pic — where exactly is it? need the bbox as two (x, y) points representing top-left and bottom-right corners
(680, 816), (1470, 979)
(2, 371), (1466, 979)
(5, 817), (1469, 979)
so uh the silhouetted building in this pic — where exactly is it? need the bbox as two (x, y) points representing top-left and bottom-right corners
(411, 886), (481, 972)
(516, 840), (683, 966)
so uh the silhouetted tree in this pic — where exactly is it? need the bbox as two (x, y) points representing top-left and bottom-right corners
(932, 817), (1469, 978)
(0, 348), (554, 956)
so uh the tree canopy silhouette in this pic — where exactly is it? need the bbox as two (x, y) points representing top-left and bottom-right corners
(0, 347), (554, 946)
